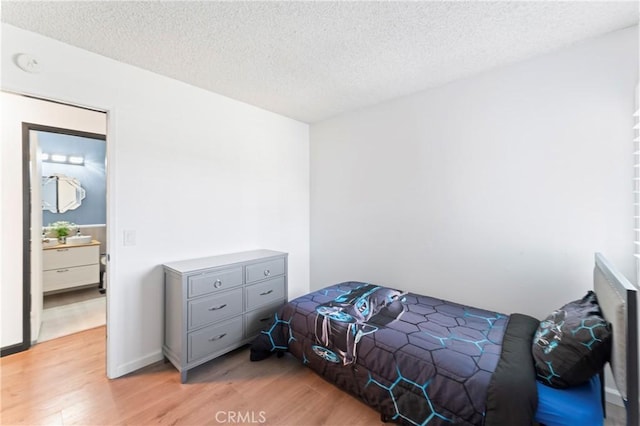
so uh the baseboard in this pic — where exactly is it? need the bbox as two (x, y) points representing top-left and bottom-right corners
(111, 350), (163, 379)
(605, 386), (624, 407)
(0, 341), (29, 357)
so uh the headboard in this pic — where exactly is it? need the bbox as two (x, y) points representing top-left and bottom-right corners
(594, 253), (638, 426)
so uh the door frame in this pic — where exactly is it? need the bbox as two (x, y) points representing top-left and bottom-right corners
(20, 123), (107, 353)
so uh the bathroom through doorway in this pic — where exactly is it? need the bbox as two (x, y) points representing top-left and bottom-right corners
(34, 127), (107, 343)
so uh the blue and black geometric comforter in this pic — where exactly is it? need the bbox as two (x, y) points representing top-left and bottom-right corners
(250, 282), (539, 425)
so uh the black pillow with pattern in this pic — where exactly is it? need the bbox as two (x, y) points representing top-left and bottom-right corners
(532, 291), (611, 388)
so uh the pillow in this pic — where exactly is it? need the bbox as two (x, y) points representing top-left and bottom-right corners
(532, 291), (612, 388)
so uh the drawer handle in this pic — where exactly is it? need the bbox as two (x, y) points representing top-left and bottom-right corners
(259, 289), (273, 296)
(263, 269), (271, 277)
(213, 279), (223, 289)
(208, 304), (227, 311)
(56, 248), (69, 252)
(56, 269), (70, 273)
(208, 333), (226, 342)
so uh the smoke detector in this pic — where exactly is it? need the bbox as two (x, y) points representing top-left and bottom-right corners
(15, 53), (41, 73)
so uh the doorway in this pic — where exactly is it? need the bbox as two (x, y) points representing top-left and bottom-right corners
(4, 96), (109, 359)
(1, 91), (112, 377)
(28, 126), (107, 343)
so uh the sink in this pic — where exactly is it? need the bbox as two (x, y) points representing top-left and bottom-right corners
(42, 238), (58, 248)
(66, 235), (92, 245)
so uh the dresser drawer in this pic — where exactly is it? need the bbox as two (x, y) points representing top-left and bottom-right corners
(43, 245), (99, 270)
(245, 258), (285, 284)
(245, 276), (285, 311)
(43, 264), (100, 292)
(245, 302), (283, 337)
(188, 288), (243, 330)
(188, 316), (243, 363)
(188, 267), (242, 298)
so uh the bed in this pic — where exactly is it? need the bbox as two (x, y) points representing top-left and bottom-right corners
(250, 253), (638, 425)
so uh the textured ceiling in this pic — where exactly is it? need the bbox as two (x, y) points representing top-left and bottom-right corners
(1, 1), (638, 123)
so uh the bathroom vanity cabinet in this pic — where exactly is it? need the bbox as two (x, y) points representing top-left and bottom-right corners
(43, 241), (101, 293)
(163, 249), (288, 383)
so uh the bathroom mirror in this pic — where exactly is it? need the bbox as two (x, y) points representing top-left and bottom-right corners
(42, 174), (86, 213)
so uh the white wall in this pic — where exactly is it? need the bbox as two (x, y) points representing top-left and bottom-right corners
(1, 24), (310, 377)
(311, 26), (638, 322)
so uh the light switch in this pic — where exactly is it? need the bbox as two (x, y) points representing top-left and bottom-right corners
(123, 230), (136, 246)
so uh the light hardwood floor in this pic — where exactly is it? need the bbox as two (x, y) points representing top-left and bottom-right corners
(0, 326), (628, 425)
(1, 326), (381, 425)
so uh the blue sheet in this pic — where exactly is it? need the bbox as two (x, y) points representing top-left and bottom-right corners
(535, 374), (603, 426)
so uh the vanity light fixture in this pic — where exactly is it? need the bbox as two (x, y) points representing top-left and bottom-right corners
(42, 153), (85, 166)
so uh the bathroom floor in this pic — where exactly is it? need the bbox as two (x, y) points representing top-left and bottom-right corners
(39, 286), (105, 343)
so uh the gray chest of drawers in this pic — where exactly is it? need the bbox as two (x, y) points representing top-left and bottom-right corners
(163, 249), (288, 382)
